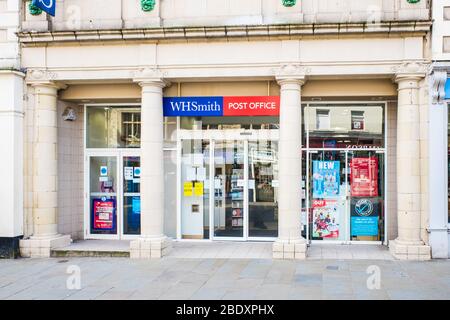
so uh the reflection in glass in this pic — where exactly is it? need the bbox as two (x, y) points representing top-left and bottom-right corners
(248, 140), (278, 238)
(214, 140), (245, 238)
(86, 106), (141, 148)
(304, 104), (385, 149)
(181, 140), (210, 239)
(123, 156), (141, 235)
(181, 116), (279, 130)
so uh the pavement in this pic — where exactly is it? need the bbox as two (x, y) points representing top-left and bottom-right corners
(0, 256), (449, 300)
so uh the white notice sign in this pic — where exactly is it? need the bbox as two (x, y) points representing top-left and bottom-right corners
(124, 167), (133, 181)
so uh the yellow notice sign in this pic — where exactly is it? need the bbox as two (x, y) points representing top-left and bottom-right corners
(184, 182), (193, 197)
(194, 182), (204, 197)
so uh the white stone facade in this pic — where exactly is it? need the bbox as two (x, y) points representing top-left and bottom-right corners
(0, 0), (444, 260)
(0, 0), (23, 258)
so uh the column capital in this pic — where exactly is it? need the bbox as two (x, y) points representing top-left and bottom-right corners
(133, 67), (169, 88)
(276, 64), (308, 86)
(26, 69), (66, 90)
(393, 61), (429, 83)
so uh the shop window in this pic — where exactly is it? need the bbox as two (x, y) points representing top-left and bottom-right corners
(121, 112), (141, 148)
(351, 111), (365, 130)
(86, 106), (141, 149)
(316, 110), (330, 130)
(304, 104), (385, 149)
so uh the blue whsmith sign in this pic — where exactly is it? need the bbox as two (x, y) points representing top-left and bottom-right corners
(32, 0), (56, 17)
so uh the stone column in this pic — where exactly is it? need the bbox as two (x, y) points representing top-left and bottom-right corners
(20, 74), (71, 258)
(130, 69), (172, 259)
(389, 62), (431, 260)
(273, 64), (307, 260)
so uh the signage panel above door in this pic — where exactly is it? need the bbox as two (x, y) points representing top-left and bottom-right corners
(163, 96), (280, 117)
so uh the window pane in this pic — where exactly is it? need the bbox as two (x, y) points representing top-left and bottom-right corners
(305, 104), (384, 149)
(86, 106), (141, 148)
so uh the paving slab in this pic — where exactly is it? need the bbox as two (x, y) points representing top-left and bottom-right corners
(0, 257), (449, 300)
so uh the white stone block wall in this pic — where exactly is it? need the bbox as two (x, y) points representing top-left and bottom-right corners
(57, 103), (84, 240)
(0, 0), (20, 69)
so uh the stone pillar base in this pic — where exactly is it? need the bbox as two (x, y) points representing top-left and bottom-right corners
(273, 239), (307, 260)
(130, 237), (172, 259)
(20, 235), (72, 258)
(389, 239), (431, 261)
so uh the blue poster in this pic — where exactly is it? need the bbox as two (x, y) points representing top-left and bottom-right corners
(351, 198), (379, 237)
(132, 197), (141, 215)
(312, 161), (340, 199)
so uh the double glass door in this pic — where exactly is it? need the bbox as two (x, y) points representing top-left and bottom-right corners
(86, 151), (141, 239)
(306, 149), (385, 243)
(180, 134), (279, 241)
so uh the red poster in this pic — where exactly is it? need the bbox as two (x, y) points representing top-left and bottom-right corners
(312, 200), (339, 239)
(93, 199), (115, 230)
(350, 157), (379, 197)
(223, 96), (280, 116)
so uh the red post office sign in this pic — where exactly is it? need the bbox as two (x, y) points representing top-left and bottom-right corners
(163, 96), (280, 117)
(223, 96), (280, 116)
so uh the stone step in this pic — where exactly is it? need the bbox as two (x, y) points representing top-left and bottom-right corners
(50, 240), (131, 258)
(51, 249), (130, 258)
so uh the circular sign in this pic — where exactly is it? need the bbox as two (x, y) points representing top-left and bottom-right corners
(355, 199), (374, 217)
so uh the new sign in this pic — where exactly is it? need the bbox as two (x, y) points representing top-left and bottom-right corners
(163, 96), (280, 117)
(32, 0), (56, 16)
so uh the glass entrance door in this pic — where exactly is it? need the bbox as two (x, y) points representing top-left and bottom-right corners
(308, 150), (348, 242)
(248, 140), (279, 238)
(213, 140), (246, 239)
(307, 149), (385, 243)
(86, 152), (141, 239)
(179, 133), (280, 241)
(89, 155), (118, 237)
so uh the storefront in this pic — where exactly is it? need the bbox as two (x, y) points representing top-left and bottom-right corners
(303, 103), (386, 244)
(85, 105), (142, 239)
(175, 96), (281, 241)
(82, 91), (388, 246)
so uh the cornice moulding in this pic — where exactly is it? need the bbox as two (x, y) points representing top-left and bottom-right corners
(17, 21), (432, 44)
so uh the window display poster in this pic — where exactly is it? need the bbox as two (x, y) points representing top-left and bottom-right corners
(194, 182), (204, 196)
(312, 161), (340, 199)
(350, 157), (379, 197)
(92, 198), (115, 230)
(350, 198), (379, 237)
(132, 197), (141, 215)
(312, 199), (339, 238)
(124, 167), (133, 181)
(184, 182), (193, 197)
